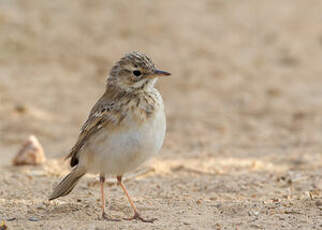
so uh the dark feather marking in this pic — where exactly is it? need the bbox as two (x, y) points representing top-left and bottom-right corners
(70, 157), (79, 167)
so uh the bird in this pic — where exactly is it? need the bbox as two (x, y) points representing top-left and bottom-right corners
(48, 51), (170, 222)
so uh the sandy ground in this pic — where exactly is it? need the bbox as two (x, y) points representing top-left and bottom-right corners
(1, 0), (322, 229)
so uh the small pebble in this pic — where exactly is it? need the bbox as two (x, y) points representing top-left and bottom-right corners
(248, 210), (259, 216)
(28, 217), (39, 222)
(315, 200), (322, 206)
(14, 104), (27, 113)
(13, 135), (46, 166)
(6, 217), (16, 221)
(0, 221), (7, 230)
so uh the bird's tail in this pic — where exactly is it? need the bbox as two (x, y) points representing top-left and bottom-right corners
(48, 166), (86, 200)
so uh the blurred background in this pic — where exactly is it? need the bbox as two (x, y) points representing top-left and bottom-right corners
(1, 0), (322, 229)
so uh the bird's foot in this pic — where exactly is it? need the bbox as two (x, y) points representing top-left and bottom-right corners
(123, 212), (157, 223)
(101, 212), (121, 222)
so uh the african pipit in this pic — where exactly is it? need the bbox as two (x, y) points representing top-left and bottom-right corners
(49, 51), (170, 222)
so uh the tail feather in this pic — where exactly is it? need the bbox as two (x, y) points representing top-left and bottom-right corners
(49, 166), (86, 200)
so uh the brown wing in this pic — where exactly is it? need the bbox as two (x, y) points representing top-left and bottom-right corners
(66, 94), (120, 167)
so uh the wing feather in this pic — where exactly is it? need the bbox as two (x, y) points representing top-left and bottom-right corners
(66, 96), (118, 167)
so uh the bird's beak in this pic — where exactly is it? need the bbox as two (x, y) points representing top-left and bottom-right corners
(147, 69), (171, 78)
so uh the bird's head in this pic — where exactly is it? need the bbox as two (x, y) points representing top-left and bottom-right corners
(107, 51), (170, 92)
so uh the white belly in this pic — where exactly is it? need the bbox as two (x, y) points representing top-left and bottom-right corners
(80, 107), (166, 175)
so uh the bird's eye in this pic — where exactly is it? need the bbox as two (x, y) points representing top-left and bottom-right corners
(133, 70), (141, 77)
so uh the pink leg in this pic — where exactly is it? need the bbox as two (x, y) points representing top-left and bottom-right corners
(117, 176), (157, 223)
(100, 175), (119, 221)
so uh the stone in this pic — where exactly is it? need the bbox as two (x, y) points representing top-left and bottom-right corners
(13, 135), (46, 166)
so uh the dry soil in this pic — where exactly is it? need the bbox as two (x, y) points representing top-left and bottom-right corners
(0, 0), (322, 229)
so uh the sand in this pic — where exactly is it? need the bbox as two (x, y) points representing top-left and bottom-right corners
(0, 0), (322, 229)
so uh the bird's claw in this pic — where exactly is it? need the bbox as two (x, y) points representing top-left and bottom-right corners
(123, 212), (157, 223)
